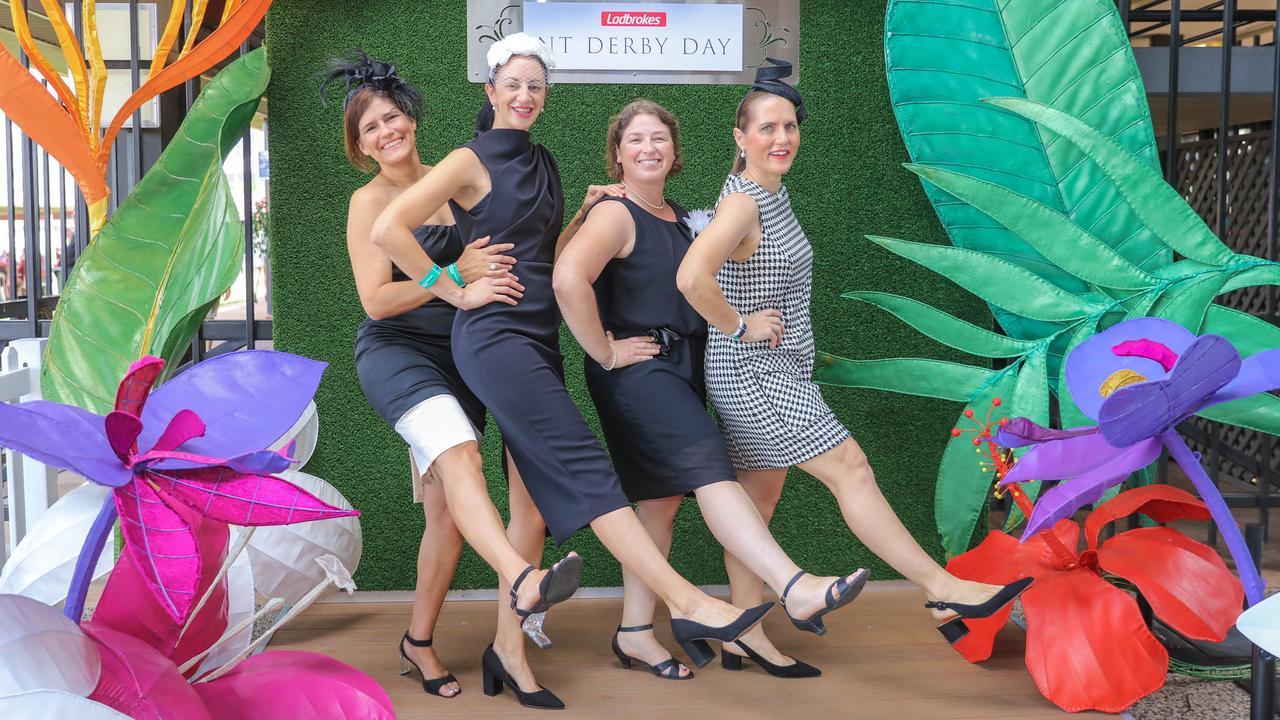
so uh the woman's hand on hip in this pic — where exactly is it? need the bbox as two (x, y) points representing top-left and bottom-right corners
(742, 309), (784, 348)
(605, 330), (660, 369)
(456, 235), (517, 284)
(457, 274), (525, 310)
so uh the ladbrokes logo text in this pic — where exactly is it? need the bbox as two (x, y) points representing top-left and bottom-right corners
(601, 11), (667, 27)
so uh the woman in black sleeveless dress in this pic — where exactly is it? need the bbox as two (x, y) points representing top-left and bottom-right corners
(371, 35), (784, 707)
(556, 100), (867, 681)
(327, 53), (581, 705)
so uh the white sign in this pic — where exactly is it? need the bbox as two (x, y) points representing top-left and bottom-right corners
(523, 2), (744, 73)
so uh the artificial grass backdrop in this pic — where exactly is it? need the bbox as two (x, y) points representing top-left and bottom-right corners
(264, 0), (988, 590)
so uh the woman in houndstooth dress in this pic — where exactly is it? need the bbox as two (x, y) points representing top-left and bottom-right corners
(677, 60), (1031, 666)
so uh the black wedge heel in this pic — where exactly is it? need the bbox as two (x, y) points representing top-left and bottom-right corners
(669, 602), (774, 668)
(398, 632), (459, 697)
(480, 644), (564, 710)
(924, 577), (1034, 645)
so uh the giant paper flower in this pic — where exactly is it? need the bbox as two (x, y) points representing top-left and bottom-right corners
(995, 317), (1274, 605)
(948, 484), (1243, 713)
(0, 351), (357, 631)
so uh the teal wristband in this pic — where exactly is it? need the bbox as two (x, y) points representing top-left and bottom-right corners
(419, 265), (443, 289)
(446, 263), (465, 287)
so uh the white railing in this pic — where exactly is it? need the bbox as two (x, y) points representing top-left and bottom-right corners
(0, 338), (58, 569)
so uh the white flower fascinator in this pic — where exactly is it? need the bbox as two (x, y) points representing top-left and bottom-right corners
(486, 33), (555, 82)
(683, 208), (713, 238)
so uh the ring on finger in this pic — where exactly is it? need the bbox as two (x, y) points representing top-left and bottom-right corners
(489, 263), (498, 271)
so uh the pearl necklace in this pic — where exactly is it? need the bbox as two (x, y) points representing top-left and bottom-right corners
(621, 181), (666, 211)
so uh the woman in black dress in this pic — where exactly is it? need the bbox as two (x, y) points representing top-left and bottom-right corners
(555, 100), (866, 680)
(328, 53), (581, 704)
(369, 35), (840, 706)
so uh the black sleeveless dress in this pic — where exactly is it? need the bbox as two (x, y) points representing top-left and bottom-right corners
(449, 129), (630, 544)
(583, 197), (736, 501)
(354, 224), (486, 431)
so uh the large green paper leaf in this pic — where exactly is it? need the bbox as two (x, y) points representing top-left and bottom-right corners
(815, 353), (995, 403)
(844, 291), (1039, 358)
(867, 235), (1100, 322)
(42, 49), (269, 412)
(1199, 393), (1280, 437)
(1203, 305), (1280, 358)
(1222, 262), (1280, 294)
(1152, 272), (1232, 334)
(885, 0), (1168, 339)
(988, 97), (1234, 267)
(905, 164), (1156, 292)
(935, 368), (1018, 557)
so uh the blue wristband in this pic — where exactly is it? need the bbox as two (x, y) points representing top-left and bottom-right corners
(446, 263), (465, 287)
(732, 315), (748, 341)
(419, 265), (443, 289)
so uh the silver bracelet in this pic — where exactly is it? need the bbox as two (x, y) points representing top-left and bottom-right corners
(601, 343), (617, 371)
(731, 314), (748, 341)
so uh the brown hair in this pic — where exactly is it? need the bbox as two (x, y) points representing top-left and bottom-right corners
(342, 87), (418, 172)
(604, 99), (683, 180)
(730, 90), (777, 176)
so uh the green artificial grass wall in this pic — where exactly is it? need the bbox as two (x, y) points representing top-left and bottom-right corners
(265, 0), (989, 591)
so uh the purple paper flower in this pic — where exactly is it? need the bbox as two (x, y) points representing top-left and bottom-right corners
(0, 351), (357, 623)
(995, 317), (1276, 605)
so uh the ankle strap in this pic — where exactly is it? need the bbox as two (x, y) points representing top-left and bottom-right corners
(403, 632), (433, 647)
(779, 570), (806, 607)
(510, 564), (536, 603)
(616, 623), (654, 633)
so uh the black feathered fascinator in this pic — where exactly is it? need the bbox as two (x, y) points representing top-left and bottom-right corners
(742, 57), (807, 123)
(319, 50), (424, 119)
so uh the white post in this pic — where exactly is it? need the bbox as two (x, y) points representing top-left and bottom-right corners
(2, 338), (56, 555)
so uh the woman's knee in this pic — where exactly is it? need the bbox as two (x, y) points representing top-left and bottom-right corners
(815, 440), (876, 493)
(637, 496), (681, 526)
(738, 471), (786, 521)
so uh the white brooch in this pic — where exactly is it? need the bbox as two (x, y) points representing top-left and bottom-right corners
(683, 208), (712, 238)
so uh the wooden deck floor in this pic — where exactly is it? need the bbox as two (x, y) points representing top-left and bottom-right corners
(269, 583), (1115, 720)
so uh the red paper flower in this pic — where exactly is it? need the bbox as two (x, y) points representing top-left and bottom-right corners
(946, 484), (1243, 713)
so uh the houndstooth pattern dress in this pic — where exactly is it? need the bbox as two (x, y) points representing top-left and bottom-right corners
(705, 174), (850, 470)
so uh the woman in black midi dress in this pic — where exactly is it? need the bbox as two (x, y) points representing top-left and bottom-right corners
(371, 35), (789, 703)
(556, 100), (868, 681)
(328, 53), (581, 706)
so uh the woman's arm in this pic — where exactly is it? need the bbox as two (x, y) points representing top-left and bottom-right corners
(553, 201), (659, 369)
(372, 149), (524, 309)
(347, 188), (435, 320)
(676, 193), (783, 347)
(555, 184), (627, 260)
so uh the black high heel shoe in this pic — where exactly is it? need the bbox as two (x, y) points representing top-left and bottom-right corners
(721, 640), (821, 679)
(779, 568), (870, 636)
(398, 632), (459, 697)
(510, 553), (584, 649)
(611, 624), (693, 680)
(670, 602), (774, 668)
(924, 577), (1034, 644)
(481, 643), (565, 710)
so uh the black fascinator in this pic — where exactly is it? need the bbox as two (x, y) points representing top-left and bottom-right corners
(320, 50), (424, 119)
(743, 57), (807, 123)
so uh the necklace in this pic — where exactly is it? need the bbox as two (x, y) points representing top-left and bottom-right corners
(621, 181), (666, 211)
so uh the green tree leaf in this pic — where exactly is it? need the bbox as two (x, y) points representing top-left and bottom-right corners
(1203, 305), (1280, 358)
(867, 235), (1100, 322)
(1152, 272), (1232, 333)
(986, 97), (1234, 267)
(936, 369), (1019, 557)
(815, 353), (995, 403)
(885, 0), (1168, 339)
(844, 291), (1039, 358)
(42, 49), (269, 412)
(906, 164), (1155, 292)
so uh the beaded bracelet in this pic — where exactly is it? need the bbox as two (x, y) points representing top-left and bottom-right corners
(601, 343), (617, 371)
(731, 314), (748, 341)
(446, 263), (465, 287)
(419, 265), (443, 289)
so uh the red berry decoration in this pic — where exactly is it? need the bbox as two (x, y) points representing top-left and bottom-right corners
(992, 397), (1002, 407)
(972, 437), (982, 446)
(964, 409), (975, 418)
(951, 428), (962, 437)
(1000, 417), (1009, 425)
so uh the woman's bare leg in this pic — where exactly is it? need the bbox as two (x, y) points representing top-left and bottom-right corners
(492, 450), (551, 693)
(403, 471), (463, 697)
(615, 496), (691, 676)
(798, 439), (1004, 616)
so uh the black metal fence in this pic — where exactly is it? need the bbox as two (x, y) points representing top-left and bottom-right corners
(0, 0), (270, 363)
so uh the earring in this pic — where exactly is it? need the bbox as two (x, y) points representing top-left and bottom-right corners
(739, 149), (745, 158)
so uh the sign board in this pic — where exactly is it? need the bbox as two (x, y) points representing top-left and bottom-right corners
(523, 2), (743, 73)
(466, 1), (798, 85)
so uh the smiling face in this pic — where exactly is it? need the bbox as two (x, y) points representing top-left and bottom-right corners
(615, 113), (676, 184)
(734, 93), (800, 177)
(485, 55), (548, 131)
(347, 92), (417, 171)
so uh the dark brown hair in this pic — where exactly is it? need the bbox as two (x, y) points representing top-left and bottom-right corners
(342, 87), (416, 172)
(731, 90), (776, 175)
(604, 99), (683, 180)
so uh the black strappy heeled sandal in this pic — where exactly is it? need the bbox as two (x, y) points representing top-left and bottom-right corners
(924, 577), (1034, 644)
(611, 624), (693, 680)
(399, 632), (460, 697)
(779, 568), (870, 636)
(670, 601), (774, 668)
(510, 553), (584, 649)
(721, 639), (821, 679)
